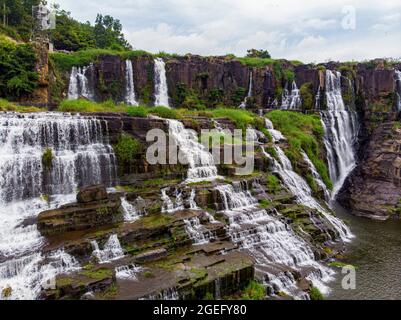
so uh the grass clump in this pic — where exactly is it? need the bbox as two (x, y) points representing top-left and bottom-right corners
(211, 108), (257, 130)
(266, 174), (281, 194)
(80, 268), (113, 280)
(148, 106), (180, 119)
(241, 280), (265, 300)
(57, 99), (130, 113)
(42, 148), (54, 170)
(237, 57), (274, 68)
(309, 287), (324, 300)
(267, 111), (332, 190)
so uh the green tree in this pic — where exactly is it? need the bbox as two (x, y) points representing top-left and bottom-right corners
(246, 49), (271, 59)
(93, 14), (131, 50)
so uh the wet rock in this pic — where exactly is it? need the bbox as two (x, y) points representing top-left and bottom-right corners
(135, 248), (167, 263)
(77, 185), (108, 203)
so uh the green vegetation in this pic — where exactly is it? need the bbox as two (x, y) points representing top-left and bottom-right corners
(267, 111), (332, 190)
(211, 108), (259, 130)
(237, 57), (274, 68)
(148, 106), (180, 119)
(203, 292), (215, 300)
(144, 271), (154, 278)
(0, 99), (45, 112)
(113, 133), (141, 169)
(300, 82), (314, 111)
(80, 268), (113, 280)
(328, 262), (356, 269)
(259, 199), (271, 209)
(266, 174), (281, 194)
(136, 214), (173, 229)
(309, 287), (324, 300)
(57, 99), (131, 112)
(0, 40), (38, 99)
(241, 280), (265, 300)
(42, 148), (54, 170)
(246, 49), (271, 59)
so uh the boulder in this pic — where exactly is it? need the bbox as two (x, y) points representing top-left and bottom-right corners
(77, 185), (108, 203)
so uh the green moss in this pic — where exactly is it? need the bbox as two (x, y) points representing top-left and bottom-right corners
(203, 292), (215, 300)
(144, 271), (154, 278)
(241, 280), (265, 300)
(259, 199), (271, 209)
(113, 133), (141, 171)
(309, 287), (324, 300)
(267, 111), (332, 190)
(42, 148), (54, 170)
(136, 214), (173, 229)
(80, 268), (113, 280)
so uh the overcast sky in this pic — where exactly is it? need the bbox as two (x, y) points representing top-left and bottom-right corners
(54, 0), (401, 63)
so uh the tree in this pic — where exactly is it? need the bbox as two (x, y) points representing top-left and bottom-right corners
(93, 14), (131, 50)
(246, 49), (271, 59)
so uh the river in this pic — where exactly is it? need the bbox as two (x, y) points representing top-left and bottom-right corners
(328, 202), (401, 300)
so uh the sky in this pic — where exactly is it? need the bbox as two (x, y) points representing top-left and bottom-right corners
(54, 0), (401, 63)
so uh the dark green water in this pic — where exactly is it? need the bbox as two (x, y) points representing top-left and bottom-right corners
(328, 202), (401, 300)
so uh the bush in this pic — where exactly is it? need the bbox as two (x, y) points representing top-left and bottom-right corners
(300, 82), (314, 111)
(242, 281), (265, 300)
(148, 106), (180, 119)
(113, 134), (141, 169)
(57, 99), (132, 113)
(42, 148), (54, 170)
(309, 287), (324, 300)
(127, 106), (148, 117)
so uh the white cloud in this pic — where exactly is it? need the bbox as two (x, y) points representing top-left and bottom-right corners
(56, 0), (401, 62)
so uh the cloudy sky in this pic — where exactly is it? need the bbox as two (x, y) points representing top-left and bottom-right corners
(55, 0), (400, 63)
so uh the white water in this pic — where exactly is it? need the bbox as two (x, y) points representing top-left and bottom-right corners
(124, 60), (139, 106)
(154, 58), (170, 107)
(121, 197), (145, 222)
(0, 113), (118, 299)
(68, 64), (95, 101)
(91, 234), (125, 264)
(216, 182), (334, 297)
(115, 264), (143, 281)
(301, 151), (331, 201)
(161, 188), (185, 213)
(239, 71), (253, 108)
(167, 119), (221, 183)
(265, 118), (286, 142)
(321, 70), (358, 197)
(184, 217), (214, 245)
(395, 70), (401, 112)
(281, 82), (302, 110)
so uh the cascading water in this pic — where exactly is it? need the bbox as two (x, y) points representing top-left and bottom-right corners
(166, 119), (221, 183)
(0, 113), (118, 300)
(216, 182), (334, 297)
(121, 197), (145, 222)
(115, 264), (143, 281)
(239, 71), (253, 108)
(281, 82), (302, 110)
(161, 188), (184, 213)
(321, 70), (358, 197)
(91, 234), (125, 264)
(124, 60), (139, 106)
(154, 58), (170, 107)
(184, 217), (214, 245)
(395, 70), (401, 112)
(264, 119), (352, 242)
(68, 64), (95, 101)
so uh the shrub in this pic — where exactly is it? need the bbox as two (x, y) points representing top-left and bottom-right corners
(57, 99), (132, 113)
(42, 148), (54, 170)
(127, 106), (148, 117)
(309, 287), (324, 300)
(300, 82), (314, 111)
(242, 281), (265, 300)
(113, 134), (141, 169)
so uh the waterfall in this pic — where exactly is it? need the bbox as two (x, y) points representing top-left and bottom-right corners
(395, 70), (401, 112)
(121, 197), (145, 222)
(184, 217), (214, 245)
(91, 234), (125, 264)
(68, 64), (95, 101)
(281, 82), (302, 110)
(239, 71), (253, 108)
(265, 118), (286, 142)
(188, 189), (199, 210)
(167, 120), (221, 183)
(264, 119), (352, 242)
(161, 188), (184, 213)
(115, 264), (143, 281)
(124, 60), (139, 106)
(154, 58), (170, 107)
(301, 151), (331, 201)
(216, 182), (334, 297)
(321, 70), (358, 197)
(0, 113), (118, 300)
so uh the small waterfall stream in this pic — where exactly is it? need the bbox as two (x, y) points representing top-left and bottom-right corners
(154, 58), (170, 107)
(321, 70), (358, 197)
(395, 70), (401, 112)
(166, 119), (221, 183)
(239, 71), (253, 108)
(124, 60), (139, 106)
(281, 82), (302, 110)
(68, 65), (95, 101)
(91, 234), (125, 264)
(0, 113), (118, 300)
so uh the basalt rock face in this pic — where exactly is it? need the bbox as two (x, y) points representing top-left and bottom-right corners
(338, 122), (401, 219)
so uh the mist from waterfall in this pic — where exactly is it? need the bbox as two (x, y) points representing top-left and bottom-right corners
(68, 64), (95, 101)
(124, 60), (139, 106)
(154, 58), (170, 108)
(321, 70), (359, 197)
